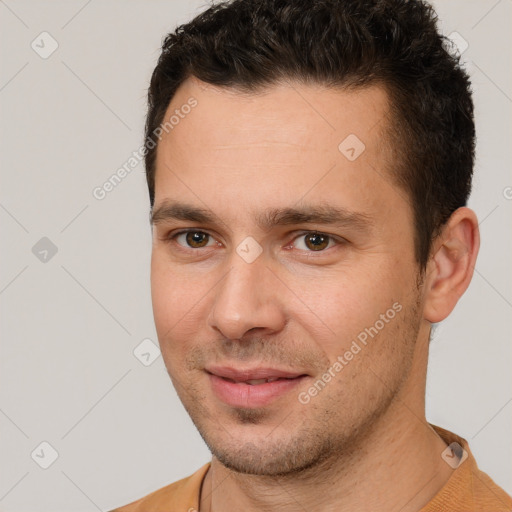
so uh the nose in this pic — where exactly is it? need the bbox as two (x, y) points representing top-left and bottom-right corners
(207, 251), (286, 341)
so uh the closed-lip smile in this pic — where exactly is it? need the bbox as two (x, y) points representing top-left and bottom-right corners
(205, 365), (309, 408)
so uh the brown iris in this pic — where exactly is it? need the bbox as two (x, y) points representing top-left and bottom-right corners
(304, 232), (329, 251)
(186, 231), (210, 248)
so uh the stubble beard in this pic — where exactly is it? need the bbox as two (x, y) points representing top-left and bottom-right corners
(168, 287), (423, 478)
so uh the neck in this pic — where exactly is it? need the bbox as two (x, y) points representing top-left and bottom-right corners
(201, 413), (451, 512)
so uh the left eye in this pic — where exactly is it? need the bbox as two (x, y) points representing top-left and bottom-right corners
(292, 232), (336, 252)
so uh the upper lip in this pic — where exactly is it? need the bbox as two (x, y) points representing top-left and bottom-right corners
(206, 366), (307, 382)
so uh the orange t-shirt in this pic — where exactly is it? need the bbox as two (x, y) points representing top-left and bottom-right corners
(111, 424), (512, 511)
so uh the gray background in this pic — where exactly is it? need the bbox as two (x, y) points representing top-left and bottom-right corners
(0, 1), (510, 510)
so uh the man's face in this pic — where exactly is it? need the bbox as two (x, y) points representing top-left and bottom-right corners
(150, 78), (428, 476)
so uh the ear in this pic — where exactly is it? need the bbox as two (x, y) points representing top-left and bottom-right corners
(423, 207), (480, 323)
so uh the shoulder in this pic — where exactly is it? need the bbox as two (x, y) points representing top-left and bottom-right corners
(109, 463), (210, 512)
(424, 424), (512, 511)
(470, 467), (512, 511)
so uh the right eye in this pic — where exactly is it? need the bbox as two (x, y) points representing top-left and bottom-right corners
(171, 230), (219, 249)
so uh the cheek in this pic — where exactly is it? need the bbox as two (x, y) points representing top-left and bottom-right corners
(293, 265), (405, 356)
(150, 254), (208, 352)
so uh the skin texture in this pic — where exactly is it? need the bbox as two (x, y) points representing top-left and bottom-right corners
(150, 77), (480, 512)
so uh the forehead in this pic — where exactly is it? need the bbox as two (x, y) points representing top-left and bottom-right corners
(153, 78), (400, 223)
(160, 77), (389, 153)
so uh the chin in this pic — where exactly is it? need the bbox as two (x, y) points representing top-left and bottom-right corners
(199, 423), (337, 477)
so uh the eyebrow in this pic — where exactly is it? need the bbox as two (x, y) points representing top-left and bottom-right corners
(150, 200), (374, 233)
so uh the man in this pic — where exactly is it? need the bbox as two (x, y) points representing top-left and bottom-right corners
(112, 0), (512, 510)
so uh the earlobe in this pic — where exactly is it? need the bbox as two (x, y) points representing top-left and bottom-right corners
(423, 207), (480, 324)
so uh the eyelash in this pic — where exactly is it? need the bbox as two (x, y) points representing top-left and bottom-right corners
(163, 229), (342, 254)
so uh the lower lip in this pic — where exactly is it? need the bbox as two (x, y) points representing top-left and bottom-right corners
(208, 374), (307, 408)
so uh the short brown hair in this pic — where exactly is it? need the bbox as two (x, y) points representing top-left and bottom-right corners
(144, 0), (475, 269)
